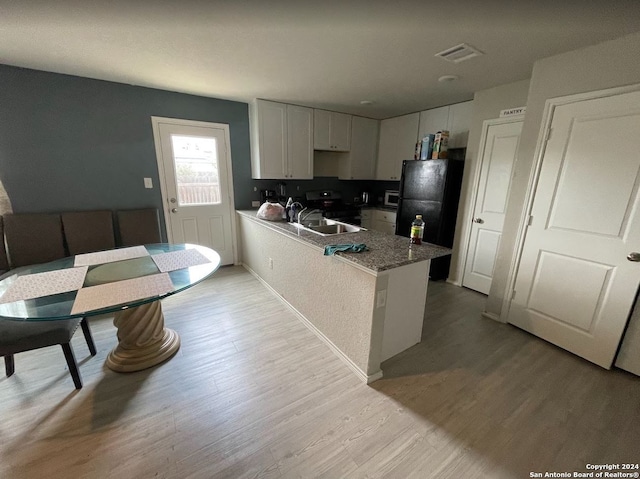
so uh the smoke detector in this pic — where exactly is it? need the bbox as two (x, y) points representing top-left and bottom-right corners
(435, 43), (484, 63)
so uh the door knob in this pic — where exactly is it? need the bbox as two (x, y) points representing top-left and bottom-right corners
(170, 198), (177, 204)
(171, 208), (178, 213)
(473, 218), (484, 224)
(627, 252), (640, 262)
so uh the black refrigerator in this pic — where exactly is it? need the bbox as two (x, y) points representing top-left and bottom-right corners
(395, 158), (465, 280)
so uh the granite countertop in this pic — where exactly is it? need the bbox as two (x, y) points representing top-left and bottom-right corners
(236, 210), (451, 273)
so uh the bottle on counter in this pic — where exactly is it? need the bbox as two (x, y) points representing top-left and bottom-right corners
(285, 197), (293, 222)
(410, 215), (424, 245)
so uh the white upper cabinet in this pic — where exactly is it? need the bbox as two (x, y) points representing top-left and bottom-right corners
(447, 101), (473, 148)
(417, 106), (449, 144)
(376, 112), (419, 180)
(251, 99), (313, 179)
(339, 116), (379, 180)
(287, 104), (314, 179)
(416, 100), (473, 150)
(314, 110), (352, 151)
(251, 100), (287, 179)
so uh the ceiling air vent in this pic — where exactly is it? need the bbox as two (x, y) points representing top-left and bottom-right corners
(435, 43), (484, 63)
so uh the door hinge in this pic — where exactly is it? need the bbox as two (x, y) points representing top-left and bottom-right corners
(545, 128), (553, 143)
(527, 215), (534, 226)
(511, 290), (517, 300)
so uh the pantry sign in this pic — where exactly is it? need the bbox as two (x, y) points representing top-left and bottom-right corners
(500, 106), (526, 117)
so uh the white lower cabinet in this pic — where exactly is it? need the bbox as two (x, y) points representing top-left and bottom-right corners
(360, 209), (372, 229)
(366, 209), (397, 235)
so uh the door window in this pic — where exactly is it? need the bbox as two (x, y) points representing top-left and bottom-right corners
(171, 135), (220, 206)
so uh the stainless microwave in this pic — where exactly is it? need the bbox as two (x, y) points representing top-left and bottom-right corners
(384, 190), (399, 207)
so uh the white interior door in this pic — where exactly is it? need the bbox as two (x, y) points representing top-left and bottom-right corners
(508, 89), (640, 368)
(463, 119), (522, 294)
(152, 117), (236, 265)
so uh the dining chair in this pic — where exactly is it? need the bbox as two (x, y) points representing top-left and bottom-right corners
(0, 216), (10, 276)
(62, 210), (116, 255)
(116, 208), (162, 246)
(3, 213), (66, 268)
(1, 317), (97, 389)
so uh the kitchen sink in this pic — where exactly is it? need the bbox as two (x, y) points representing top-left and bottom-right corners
(292, 218), (364, 236)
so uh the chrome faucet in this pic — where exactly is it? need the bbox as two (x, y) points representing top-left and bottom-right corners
(297, 207), (322, 225)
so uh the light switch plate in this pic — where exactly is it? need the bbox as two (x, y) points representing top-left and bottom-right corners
(376, 290), (387, 308)
(144, 178), (153, 189)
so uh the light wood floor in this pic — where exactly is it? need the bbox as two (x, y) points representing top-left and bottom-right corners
(1, 266), (639, 478)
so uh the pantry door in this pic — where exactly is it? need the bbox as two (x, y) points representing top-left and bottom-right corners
(507, 88), (640, 368)
(463, 118), (523, 294)
(152, 117), (236, 265)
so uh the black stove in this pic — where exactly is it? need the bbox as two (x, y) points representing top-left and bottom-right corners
(305, 190), (361, 225)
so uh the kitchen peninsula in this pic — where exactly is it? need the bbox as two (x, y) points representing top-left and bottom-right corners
(237, 210), (450, 383)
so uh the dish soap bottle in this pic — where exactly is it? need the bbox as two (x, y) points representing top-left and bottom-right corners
(410, 215), (424, 245)
(285, 197), (293, 222)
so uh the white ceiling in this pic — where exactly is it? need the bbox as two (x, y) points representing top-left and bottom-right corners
(2, 0), (640, 119)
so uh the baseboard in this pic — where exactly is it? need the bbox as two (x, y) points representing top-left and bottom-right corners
(242, 263), (382, 384)
(446, 278), (462, 287)
(481, 311), (504, 323)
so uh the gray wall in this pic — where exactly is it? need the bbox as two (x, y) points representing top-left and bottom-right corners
(0, 64), (252, 239)
(448, 79), (531, 286)
(0, 64), (393, 235)
(486, 31), (640, 319)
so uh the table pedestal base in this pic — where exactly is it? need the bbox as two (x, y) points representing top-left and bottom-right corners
(106, 300), (180, 372)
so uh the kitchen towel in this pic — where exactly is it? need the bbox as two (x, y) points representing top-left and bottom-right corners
(323, 244), (368, 256)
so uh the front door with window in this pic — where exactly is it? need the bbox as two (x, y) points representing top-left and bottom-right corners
(152, 117), (235, 265)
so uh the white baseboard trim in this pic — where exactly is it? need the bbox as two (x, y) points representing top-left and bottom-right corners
(481, 311), (504, 323)
(242, 263), (382, 384)
(446, 278), (462, 287)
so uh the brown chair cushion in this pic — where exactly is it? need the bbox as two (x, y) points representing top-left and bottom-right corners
(3, 213), (66, 268)
(117, 209), (162, 246)
(0, 217), (9, 272)
(62, 210), (115, 255)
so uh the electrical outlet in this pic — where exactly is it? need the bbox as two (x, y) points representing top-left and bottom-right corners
(253, 186), (257, 192)
(251, 200), (260, 207)
(144, 177), (153, 189)
(376, 290), (387, 308)
(268, 258), (274, 269)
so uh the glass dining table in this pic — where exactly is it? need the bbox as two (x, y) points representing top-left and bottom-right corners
(0, 243), (221, 372)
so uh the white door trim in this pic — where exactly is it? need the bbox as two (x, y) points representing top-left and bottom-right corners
(500, 83), (640, 322)
(150, 116), (238, 265)
(457, 115), (524, 294)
